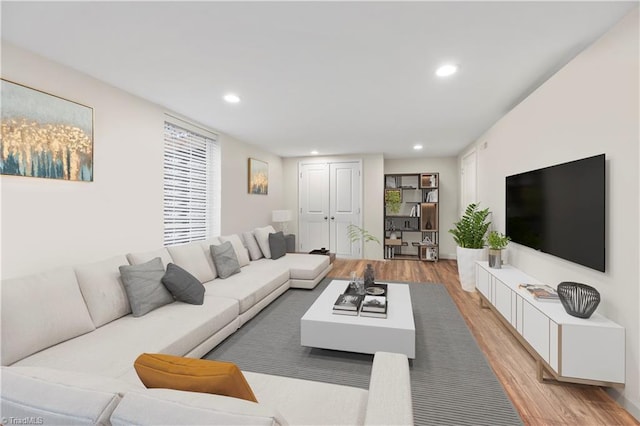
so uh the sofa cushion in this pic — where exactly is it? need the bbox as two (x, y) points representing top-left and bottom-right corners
(244, 371), (367, 426)
(203, 259), (289, 313)
(219, 234), (251, 267)
(253, 226), (276, 259)
(242, 231), (264, 260)
(1, 366), (134, 425)
(167, 241), (217, 283)
(1, 267), (96, 366)
(211, 241), (242, 279)
(200, 237), (221, 279)
(268, 231), (287, 260)
(111, 389), (288, 426)
(134, 353), (257, 402)
(75, 255), (132, 327)
(126, 247), (174, 268)
(162, 263), (205, 305)
(12, 296), (240, 380)
(276, 253), (331, 280)
(119, 257), (174, 317)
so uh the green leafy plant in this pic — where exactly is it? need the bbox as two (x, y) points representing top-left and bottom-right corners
(347, 224), (380, 246)
(488, 231), (510, 250)
(385, 190), (402, 214)
(448, 203), (491, 248)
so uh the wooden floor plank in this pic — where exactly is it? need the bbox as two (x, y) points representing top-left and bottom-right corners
(328, 258), (638, 426)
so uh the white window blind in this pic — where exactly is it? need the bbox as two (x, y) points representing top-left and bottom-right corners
(163, 119), (220, 246)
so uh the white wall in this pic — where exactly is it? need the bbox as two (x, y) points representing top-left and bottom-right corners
(384, 157), (458, 259)
(458, 10), (639, 416)
(0, 43), (283, 279)
(282, 154), (384, 260)
(219, 134), (284, 235)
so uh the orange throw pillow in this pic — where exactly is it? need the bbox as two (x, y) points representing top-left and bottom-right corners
(134, 353), (258, 403)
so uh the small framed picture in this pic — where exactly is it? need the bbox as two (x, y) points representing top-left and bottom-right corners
(248, 158), (268, 194)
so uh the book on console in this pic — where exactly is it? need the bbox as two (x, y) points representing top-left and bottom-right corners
(333, 294), (364, 311)
(361, 295), (387, 313)
(518, 283), (559, 301)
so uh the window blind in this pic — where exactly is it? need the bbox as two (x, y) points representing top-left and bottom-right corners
(163, 120), (220, 246)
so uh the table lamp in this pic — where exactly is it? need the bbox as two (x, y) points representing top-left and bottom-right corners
(272, 210), (292, 234)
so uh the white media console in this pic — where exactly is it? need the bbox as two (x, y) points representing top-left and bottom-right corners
(475, 261), (625, 386)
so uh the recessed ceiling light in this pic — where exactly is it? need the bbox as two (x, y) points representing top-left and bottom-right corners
(223, 93), (240, 103)
(435, 64), (458, 77)
(310, 150), (319, 155)
(413, 144), (423, 150)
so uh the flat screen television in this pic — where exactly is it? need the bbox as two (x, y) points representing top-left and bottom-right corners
(505, 154), (605, 272)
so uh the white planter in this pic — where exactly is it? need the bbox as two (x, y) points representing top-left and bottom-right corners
(456, 246), (488, 292)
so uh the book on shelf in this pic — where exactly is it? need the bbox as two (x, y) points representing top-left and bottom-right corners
(333, 294), (364, 311)
(361, 295), (387, 313)
(359, 305), (387, 318)
(518, 283), (559, 301)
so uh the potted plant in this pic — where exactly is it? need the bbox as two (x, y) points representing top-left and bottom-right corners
(384, 189), (402, 214)
(347, 224), (381, 267)
(487, 231), (510, 269)
(347, 224), (381, 247)
(448, 203), (491, 292)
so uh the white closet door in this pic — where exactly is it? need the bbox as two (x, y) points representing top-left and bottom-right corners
(299, 163), (330, 252)
(330, 162), (361, 258)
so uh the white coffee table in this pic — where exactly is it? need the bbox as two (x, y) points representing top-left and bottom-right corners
(300, 279), (416, 358)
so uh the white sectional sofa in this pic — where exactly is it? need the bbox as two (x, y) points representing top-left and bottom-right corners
(1, 230), (413, 425)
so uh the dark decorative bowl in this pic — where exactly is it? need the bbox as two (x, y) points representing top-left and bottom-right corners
(557, 282), (600, 319)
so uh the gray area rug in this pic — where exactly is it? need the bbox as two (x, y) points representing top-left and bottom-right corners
(205, 278), (522, 426)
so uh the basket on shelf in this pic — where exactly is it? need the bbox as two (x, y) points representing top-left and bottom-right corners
(557, 282), (600, 319)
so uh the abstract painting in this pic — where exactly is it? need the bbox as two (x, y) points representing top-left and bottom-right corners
(248, 158), (268, 194)
(1, 79), (94, 181)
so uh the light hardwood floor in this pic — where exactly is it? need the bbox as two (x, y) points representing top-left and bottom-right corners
(328, 259), (638, 426)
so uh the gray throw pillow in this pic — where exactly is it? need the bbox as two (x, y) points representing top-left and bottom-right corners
(162, 263), (205, 305)
(268, 231), (287, 260)
(210, 241), (241, 279)
(119, 257), (174, 317)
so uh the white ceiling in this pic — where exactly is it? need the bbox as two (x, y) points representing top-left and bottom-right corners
(1, 1), (637, 158)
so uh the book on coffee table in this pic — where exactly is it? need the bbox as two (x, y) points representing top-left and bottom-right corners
(361, 295), (387, 313)
(333, 294), (364, 312)
(360, 304), (387, 318)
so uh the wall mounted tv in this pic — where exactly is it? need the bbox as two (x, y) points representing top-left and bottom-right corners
(505, 154), (605, 272)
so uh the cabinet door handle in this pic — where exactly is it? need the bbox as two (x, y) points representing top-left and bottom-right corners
(324, 216), (328, 220)
(331, 216), (335, 220)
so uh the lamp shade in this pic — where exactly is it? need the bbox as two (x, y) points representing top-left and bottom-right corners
(272, 210), (292, 222)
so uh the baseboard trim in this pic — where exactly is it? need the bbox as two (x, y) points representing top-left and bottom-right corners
(607, 387), (640, 422)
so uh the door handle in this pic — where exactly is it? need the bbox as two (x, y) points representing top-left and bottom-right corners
(324, 216), (328, 220)
(331, 216), (335, 220)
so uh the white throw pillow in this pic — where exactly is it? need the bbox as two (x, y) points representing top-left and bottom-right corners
(254, 226), (276, 259)
(242, 231), (264, 260)
(219, 234), (251, 267)
(126, 248), (174, 268)
(75, 255), (132, 327)
(167, 241), (217, 283)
